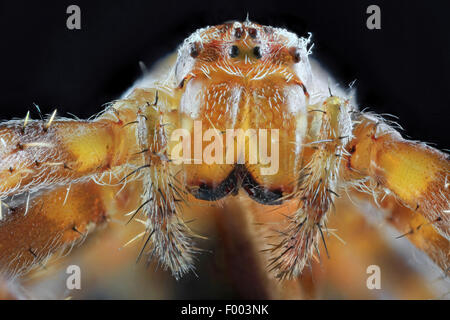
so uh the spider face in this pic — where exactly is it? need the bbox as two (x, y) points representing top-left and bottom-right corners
(0, 19), (448, 297)
(171, 22), (314, 204)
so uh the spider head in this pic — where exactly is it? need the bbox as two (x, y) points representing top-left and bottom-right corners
(174, 21), (313, 89)
(170, 22), (315, 202)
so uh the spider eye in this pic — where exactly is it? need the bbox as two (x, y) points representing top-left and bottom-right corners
(234, 28), (243, 39)
(253, 46), (262, 59)
(289, 47), (301, 63)
(190, 42), (200, 58)
(229, 45), (239, 58)
(248, 28), (257, 39)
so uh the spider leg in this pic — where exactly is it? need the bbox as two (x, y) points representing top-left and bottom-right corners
(267, 97), (353, 279)
(0, 112), (140, 199)
(230, 192), (439, 299)
(0, 175), (141, 277)
(119, 87), (202, 280)
(348, 189), (449, 274)
(0, 84), (199, 280)
(342, 114), (450, 241)
(316, 195), (443, 299)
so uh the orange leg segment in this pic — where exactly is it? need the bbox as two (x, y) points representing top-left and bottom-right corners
(0, 178), (140, 276)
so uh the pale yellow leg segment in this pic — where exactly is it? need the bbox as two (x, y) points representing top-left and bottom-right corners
(0, 86), (172, 199)
(343, 116), (450, 240)
(0, 119), (140, 198)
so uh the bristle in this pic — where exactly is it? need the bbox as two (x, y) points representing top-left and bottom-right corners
(44, 109), (57, 131)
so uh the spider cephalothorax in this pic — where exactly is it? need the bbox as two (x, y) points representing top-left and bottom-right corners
(0, 21), (448, 288)
(173, 21), (315, 203)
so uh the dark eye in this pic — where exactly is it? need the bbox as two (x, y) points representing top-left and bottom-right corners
(253, 46), (262, 59)
(234, 28), (243, 39)
(248, 28), (257, 39)
(190, 42), (200, 58)
(229, 45), (239, 58)
(289, 47), (301, 63)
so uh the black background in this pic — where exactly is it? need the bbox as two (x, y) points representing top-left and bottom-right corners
(0, 0), (448, 148)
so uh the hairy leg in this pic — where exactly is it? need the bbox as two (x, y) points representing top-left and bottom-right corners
(267, 97), (352, 279)
(0, 116), (140, 199)
(348, 189), (449, 274)
(120, 87), (202, 280)
(0, 85), (174, 201)
(0, 176), (140, 277)
(343, 114), (450, 240)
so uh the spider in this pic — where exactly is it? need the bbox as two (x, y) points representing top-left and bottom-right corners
(0, 20), (448, 299)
